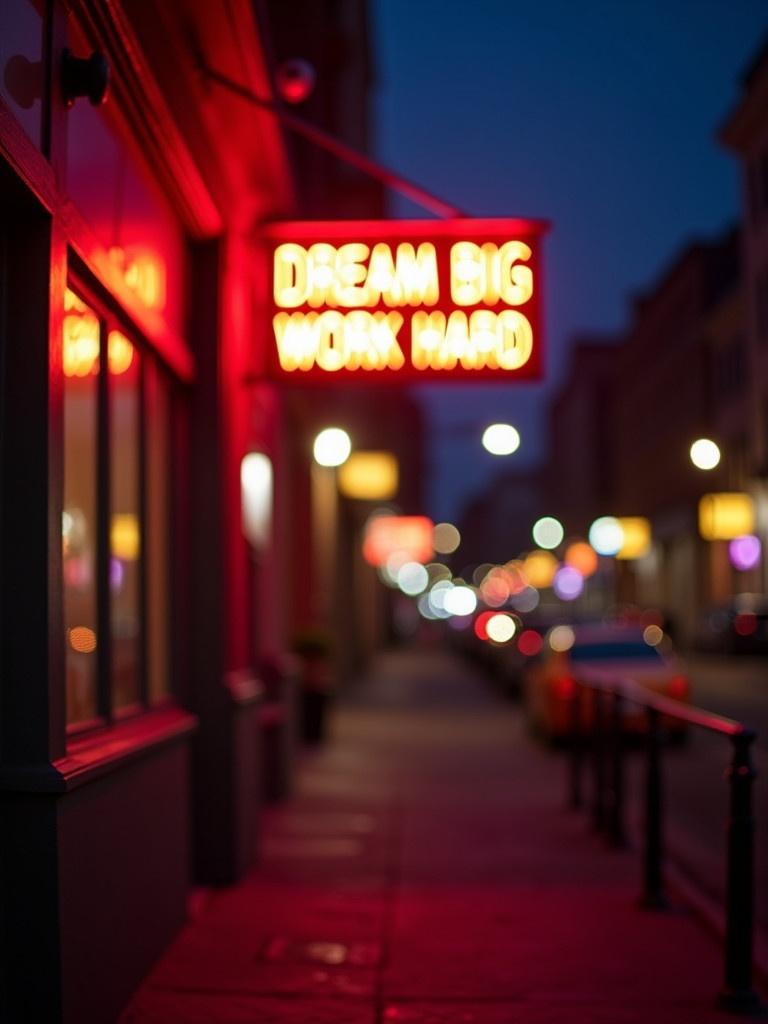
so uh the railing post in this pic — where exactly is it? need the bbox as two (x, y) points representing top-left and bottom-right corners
(607, 692), (627, 848)
(717, 730), (762, 1014)
(569, 683), (583, 809)
(640, 706), (667, 909)
(591, 689), (607, 833)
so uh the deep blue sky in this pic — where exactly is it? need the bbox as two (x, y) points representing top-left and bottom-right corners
(371, 0), (768, 522)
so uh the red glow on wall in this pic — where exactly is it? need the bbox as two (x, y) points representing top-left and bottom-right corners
(262, 218), (548, 383)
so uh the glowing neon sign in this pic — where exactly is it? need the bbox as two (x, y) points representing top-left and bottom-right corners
(263, 219), (547, 382)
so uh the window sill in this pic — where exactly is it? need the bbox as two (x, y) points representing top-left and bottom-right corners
(0, 707), (197, 794)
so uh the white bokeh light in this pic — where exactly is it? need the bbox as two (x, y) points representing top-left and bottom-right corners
(313, 427), (352, 467)
(482, 423), (521, 456)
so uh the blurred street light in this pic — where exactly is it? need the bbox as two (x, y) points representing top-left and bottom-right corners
(482, 423), (521, 455)
(690, 438), (721, 471)
(532, 516), (564, 549)
(313, 427), (352, 467)
(588, 516), (624, 556)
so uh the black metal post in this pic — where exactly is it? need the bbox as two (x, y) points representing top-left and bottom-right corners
(607, 693), (627, 848)
(569, 684), (584, 810)
(717, 730), (763, 1014)
(640, 706), (667, 909)
(592, 690), (607, 833)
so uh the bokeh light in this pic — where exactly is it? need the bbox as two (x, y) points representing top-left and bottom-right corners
(643, 624), (664, 646)
(474, 610), (496, 641)
(588, 516), (624, 556)
(532, 516), (564, 550)
(522, 550), (558, 588)
(482, 423), (521, 456)
(729, 534), (761, 571)
(486, 612), (516, 643)
(444, 585), (477, 617)
(433, 522), (461, 554)
(565, 541), (599, 577)
(553, 566), (584, 601)
(549, 625), (575, 652)
(313, 427), (351, 467)
(518, 629), (543, 656)
(509, 585), (539, 612)
(397, 561), (429, 595)
(690, 438), (721, 471)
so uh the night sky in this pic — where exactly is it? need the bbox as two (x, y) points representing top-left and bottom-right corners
(372, 0), (768, 522)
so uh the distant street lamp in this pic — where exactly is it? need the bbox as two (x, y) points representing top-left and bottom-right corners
(482, 422), (521, 455)
(313, 427), (352, 467)
(690, 438), (721, 471)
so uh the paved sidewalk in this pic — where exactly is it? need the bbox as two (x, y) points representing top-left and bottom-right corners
(122, 649), (744, 1023)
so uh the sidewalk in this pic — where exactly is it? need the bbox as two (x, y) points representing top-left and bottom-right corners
(122, 649), (744, 1023)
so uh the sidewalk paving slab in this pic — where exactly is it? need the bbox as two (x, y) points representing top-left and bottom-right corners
(121, 649), (756, 1024)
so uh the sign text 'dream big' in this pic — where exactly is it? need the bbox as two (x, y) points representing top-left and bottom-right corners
(264, 219), (548, 382)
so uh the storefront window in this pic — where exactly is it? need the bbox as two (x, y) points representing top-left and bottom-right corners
(0, 0), (43, 148)
(63, 289), (99, 724)
(66, 98), (187, 338)
(145, 363), (171, 702)
(110, 331), (142, 711)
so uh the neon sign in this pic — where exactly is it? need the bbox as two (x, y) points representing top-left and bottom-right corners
(263, 219), (548, 382)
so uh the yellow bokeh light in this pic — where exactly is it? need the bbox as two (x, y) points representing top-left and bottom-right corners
(615, 517), (651, 560)
(690, 438), (721, 471)
(111, 514), (140, 561)
(643, 625), (663, 647)
(699, 493), (755, 541)
(522, 550), (558, 589)
(338, 451), (399, 500)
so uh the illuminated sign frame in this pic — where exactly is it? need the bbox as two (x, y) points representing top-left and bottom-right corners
(262, 218), (548, 383)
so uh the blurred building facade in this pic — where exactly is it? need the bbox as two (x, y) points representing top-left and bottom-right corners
(0, 2), (419, 1021)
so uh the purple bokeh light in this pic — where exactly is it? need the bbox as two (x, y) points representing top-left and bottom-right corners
(729, 535), (761, 571)
(553, 566), (584, 601)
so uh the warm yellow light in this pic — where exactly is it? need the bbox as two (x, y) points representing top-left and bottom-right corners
(274, 241), (439, 309)
(482, 423), (521, 455)
(486, 612), (516, 643)
(274, 311), (406, 372)
(564, 542), (598, 578)
(549, 625), (575, 652)
(450, 240), (533, 306)
(109, 246), (166, 310)
(338, 451), (399, 500)
(615, 517), (651, 560)
(63, 288), (99, 377)
(411, 310), (532, 371)
(690, 438), (721, 471)
(107, 331), (135, 375)
(313, 427), (352, 467)
(699, 493), (755, 541)
(111, 514), (140, 560)
(522, 550), (558, 588)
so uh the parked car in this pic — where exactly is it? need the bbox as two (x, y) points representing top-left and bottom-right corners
(523, 624), (690, 741)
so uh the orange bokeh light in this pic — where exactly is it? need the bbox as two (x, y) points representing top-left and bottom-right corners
(564, 542), (598, 578)
(363, 515), (434, 567)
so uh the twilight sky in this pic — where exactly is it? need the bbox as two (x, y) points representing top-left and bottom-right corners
(371, 0), (768, 522)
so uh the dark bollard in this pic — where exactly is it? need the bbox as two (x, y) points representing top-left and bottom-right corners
(607, 692), (627, 848)
(591, 690), (607, 833)
(569, 684), (584, 810)
(640, 706), (667, 909)
(717, 730), (763, 1014)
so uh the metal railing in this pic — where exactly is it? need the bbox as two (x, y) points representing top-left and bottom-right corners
(566, 670), (762, 1015)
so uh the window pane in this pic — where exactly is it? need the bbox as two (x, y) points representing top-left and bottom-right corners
(146, 362), (170, 702)
(110, 331), (142, 710)
(63, 289), (99, 724)
(0, 0), (43, 148)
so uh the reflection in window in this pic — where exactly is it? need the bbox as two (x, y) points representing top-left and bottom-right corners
(146, 362), (171, 702)
(110, 331), (141, 710)
(0, 0), (43, 147)
(63, 290), (99, 723)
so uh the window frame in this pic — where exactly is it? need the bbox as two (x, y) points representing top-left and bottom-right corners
(65, 267), (175, 735)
